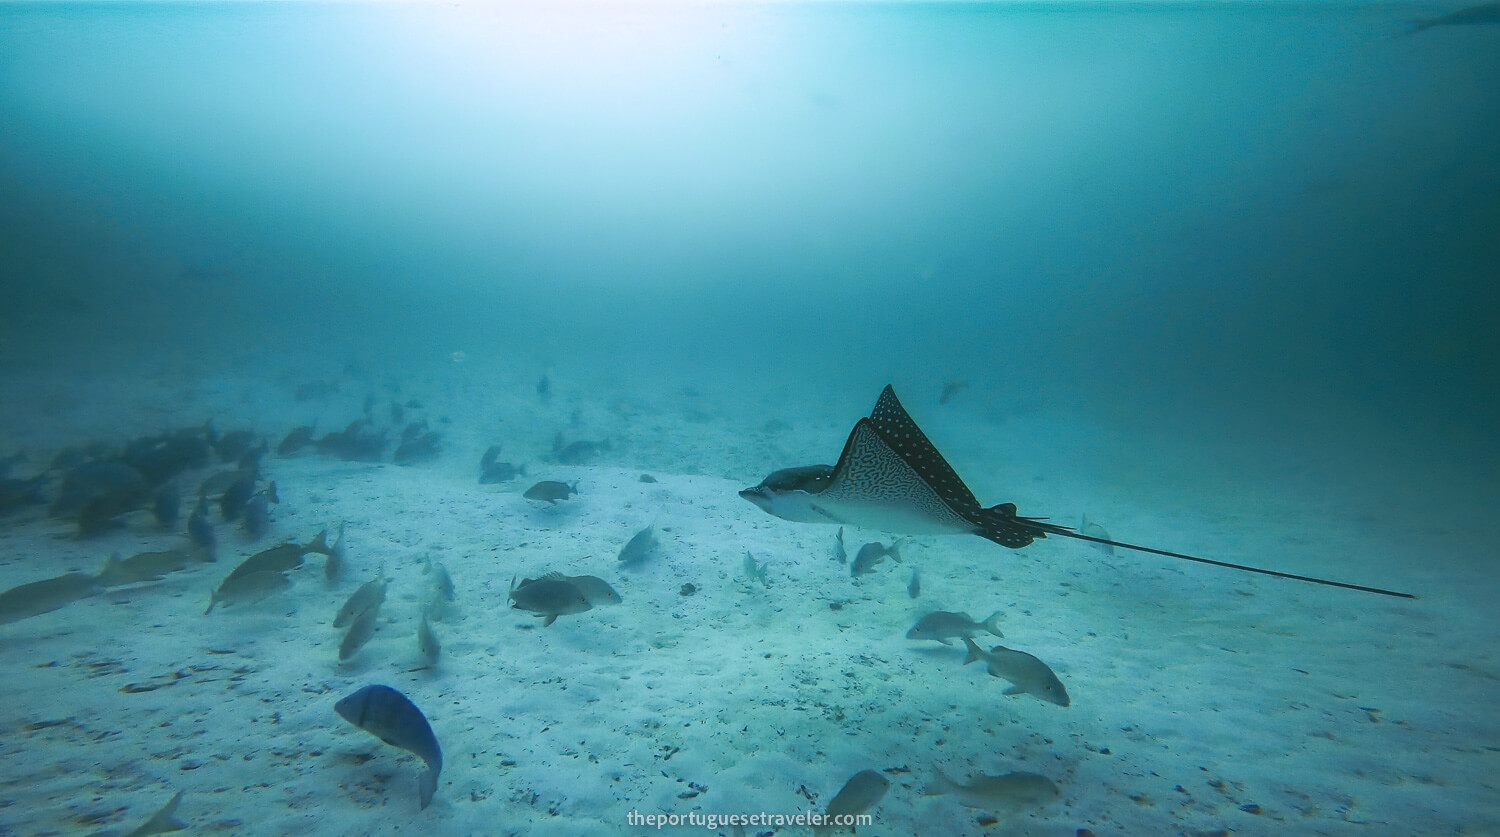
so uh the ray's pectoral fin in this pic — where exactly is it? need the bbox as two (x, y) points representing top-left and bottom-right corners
(811, 417), (988, 535)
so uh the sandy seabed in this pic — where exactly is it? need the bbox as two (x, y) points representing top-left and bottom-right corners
(0, 354), (1494, 837)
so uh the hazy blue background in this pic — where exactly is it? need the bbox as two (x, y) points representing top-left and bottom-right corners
(3, 1), (1497, 506)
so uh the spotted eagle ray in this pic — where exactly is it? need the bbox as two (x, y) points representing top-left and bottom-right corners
(740, 385), (1413, 599)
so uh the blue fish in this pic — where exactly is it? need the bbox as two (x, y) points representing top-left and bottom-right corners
(334, 685), (442, 809)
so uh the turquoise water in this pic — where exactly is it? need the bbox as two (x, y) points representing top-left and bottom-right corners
(1, 2), (1497, 834)
(5, 1), (1497, 416)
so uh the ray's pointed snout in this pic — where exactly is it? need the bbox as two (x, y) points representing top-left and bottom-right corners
(738, 486), (769, 507)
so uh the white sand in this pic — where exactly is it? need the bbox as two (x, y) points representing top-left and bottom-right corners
(1, 354), (1495, 837)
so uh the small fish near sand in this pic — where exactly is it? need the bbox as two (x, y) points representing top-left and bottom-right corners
(416, 615), (441, 666)
(923, 765), (1059, 814)
(617, 523), (659, 568)
(851, 539), (903, 577)
(0, 571), (98, 625)
(218, 469), (259, 522)
(213, 429), (262, 465)
(96, 549), (205, 588)
(425, 557), (455, 602)
(906, 610), (1005, 645)
(326, 522), (347, 583)
(517, 572), (621, 607)
(53, 461), (150, 530)
(907, 567), (921, 598)
(509, 575), (592, 626)
(961, 637), (1070, 707)
(1080, 514), (1114, 556)
(316, 419), (387, 462)
(242, 486), (275, 541)
(218, 530), (333, 589)
(203, 570), (292, 615)
(203, 532), (330, 612)
(742, 552), (770, 587)
(393, 422), (441, 465)
(277, 425), (316, 456)
(478, 445), (526, 484)
(338, 604), (381, 662)
(814, 769), (889, 837)
(523, 480), (577, 504)
(833, 527), (847, 564)
(334, 684), (443, 810)
(334, 576), (387, 628)
(423, 557), (460, 622)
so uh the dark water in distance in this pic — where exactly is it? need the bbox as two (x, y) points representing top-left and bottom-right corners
(2, 2), (1497, 484)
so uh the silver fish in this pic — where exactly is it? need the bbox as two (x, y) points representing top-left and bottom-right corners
(742, 552), (769, 587)
(517, 573), (620, 606)
(424, 556), (454, 601)
(0, 572), (98, 624)
(961, 637), (1069, 707)
(334, 577), (387, 628)
(203, 570), (291, 615)
(423, 589), (460, 624)
(508, 576), (592, 627)
(216, 530), (332, 592)
(96, 549), (201, 588)
(907, 567), (921, 598)
(906, 610), (1005, 644)
(417, 615), (440, 666)
(326, 521), (347, 583)
(242, 492), (271, 540)
(1080, 514), (1114, 556)
(814, 769), (889, 837)
(339, 604), (380, 661)
(923, 766), (1058, 813)
(850, 540), (902, 577)
(617, 523), (658, 568)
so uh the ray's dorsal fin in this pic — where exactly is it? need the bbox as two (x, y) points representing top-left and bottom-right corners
(820, 417), (980, 533)
(864, 385), (983, 515)
(856, 386), (1042, 548)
